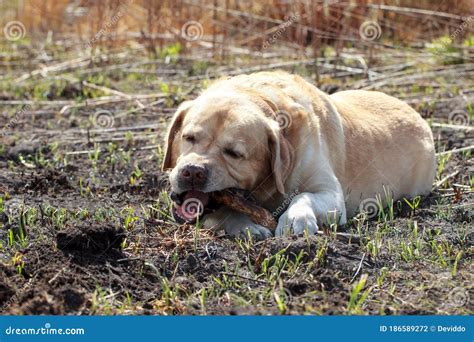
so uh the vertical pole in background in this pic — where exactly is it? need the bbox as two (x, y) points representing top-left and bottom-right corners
(222, 0), (228, 61)
(312, 0), (320, 86)
(213, 0), (217, 60)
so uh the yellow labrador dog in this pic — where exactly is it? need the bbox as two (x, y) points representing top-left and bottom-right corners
(162, 71), (435, 239)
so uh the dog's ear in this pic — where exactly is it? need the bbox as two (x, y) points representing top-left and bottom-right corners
(161, 100), (194, 171)
(267, 121), (294, 195)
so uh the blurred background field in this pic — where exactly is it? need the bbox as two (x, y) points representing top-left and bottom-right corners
(1, 0), (473, 125)
(0, 1), (472, 315)
(2, 0), (474, 54)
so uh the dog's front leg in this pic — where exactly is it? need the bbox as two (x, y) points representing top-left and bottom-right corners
(203, 207), (273, 240)
(276, 191), (347, 236)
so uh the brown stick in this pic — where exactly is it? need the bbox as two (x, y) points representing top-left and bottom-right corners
(212, 189), (277, 230)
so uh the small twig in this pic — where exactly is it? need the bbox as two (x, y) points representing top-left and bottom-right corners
(440, 190), (473, 198)
(82, 81), (133, 100)
(115, 99), (165, 119)
(431, 122), (474, 131)
(433, 170), (460, 189)
(338, 252), (373, 267)
(58, 94), (165, 115)
(14, 56), (91, 82)
(452, 202), (474, 209)
(437, 145), (474, 157)
(48, 266), (68, 284)
(366, 3), (465, 20)
(350, 253), (366, 283)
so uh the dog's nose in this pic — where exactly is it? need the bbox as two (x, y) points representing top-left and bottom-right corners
(179, 164), (208, 187)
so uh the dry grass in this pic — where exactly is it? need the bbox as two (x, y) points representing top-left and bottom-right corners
(2, 0), (473, 55)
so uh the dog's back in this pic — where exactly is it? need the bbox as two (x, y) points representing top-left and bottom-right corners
(330, 90), (435, 214)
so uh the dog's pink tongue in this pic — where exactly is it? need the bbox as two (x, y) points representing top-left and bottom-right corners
(184, 190), (210, 206)
(175, 190), (210, 222)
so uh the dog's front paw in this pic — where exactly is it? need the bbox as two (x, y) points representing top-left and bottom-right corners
(276, 209), (319, 236)
(226, 222), (273, 241)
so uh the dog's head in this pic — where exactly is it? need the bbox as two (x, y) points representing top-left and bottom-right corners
(161, 86), (294, 223)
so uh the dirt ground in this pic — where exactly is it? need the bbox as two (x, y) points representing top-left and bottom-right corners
(0, 43), (473, 315)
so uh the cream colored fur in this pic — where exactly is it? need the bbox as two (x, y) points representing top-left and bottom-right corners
(162, 71), (435, 238)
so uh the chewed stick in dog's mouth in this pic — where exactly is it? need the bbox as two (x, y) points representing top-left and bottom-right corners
(171, 188), (277, 230)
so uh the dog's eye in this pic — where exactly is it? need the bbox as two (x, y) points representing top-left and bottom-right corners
(223, 148), (243, 159)
(183, 135), (195, 143)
